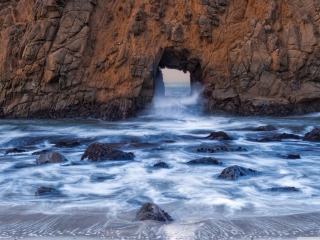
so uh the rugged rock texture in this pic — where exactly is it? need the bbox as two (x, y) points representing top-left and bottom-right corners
(36, 152), (67, 164)
(219, 165), (259, 180)
(205, 131), (232, 140)
(187, 157), (222, 165)
(153, 161), (169, 168)
(303, 127), (320, 141)
(81, 142), (135, 161)
(133, 202), (173, 222)
(1, 0), (320, 120)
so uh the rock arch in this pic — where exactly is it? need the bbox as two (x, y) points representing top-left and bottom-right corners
(1, 0), (320, 120)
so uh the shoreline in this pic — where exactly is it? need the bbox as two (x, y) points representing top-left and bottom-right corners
(1, 210), (320, 240)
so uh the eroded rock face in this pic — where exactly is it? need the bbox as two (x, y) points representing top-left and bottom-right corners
(1, 1), (320, 120)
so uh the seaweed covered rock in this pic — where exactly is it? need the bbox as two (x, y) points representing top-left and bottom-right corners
(219, 165), (259, 180)
(133, 202), (173, 222)
(81, 142), (134, 162)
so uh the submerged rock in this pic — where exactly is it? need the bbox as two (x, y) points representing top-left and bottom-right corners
(253, 125), (277, 131)
(303, 128), (320, 141)
(267, 187), (300, 192)
(36, 152), (67, 164)
(196, 146), (247, 153)
(258, 133), (301, 142)
(133, 202), (173, 222)
(35, 187), (60, 196)
(285, 154), (301, 159)
(5, 148), (26, 155)
(81, 142), (134, 162)
(32, 149), (52, 155)
(153, 162), (169, 168)
(187, 157), (222, 165)
(90, 173), (116, 182)
(219, 165), (259, 180)
(53, 141), (80, 148)
(205, 131), (232, 141)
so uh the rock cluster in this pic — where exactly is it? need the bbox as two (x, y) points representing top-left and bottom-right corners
(1, 1), (320, 120)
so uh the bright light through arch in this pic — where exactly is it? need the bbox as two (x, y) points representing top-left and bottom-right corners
(161, 68), (191, 97)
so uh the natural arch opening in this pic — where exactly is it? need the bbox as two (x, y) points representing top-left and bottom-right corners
(148, 47), (204, 116)
(154, 47), (203, 98)
(161, 68), (191, 97)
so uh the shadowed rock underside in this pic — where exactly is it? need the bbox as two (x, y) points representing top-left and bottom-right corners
(1, 0), (320, 120)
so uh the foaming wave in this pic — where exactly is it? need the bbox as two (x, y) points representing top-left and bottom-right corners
(146, 85), (204, 118)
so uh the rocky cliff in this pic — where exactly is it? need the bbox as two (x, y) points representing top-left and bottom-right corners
(1, 0), (320, 120)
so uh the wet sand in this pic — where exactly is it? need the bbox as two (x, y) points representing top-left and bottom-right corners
(1, 209), (320, 240)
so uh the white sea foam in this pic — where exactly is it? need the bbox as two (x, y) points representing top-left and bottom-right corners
(0, 88), (320, 238)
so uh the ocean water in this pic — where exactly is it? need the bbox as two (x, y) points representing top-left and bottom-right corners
(0, 87), (320, 239)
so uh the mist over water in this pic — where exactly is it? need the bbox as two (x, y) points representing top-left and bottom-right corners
(0, 86), (320, 239)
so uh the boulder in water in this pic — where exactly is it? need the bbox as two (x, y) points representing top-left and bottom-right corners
(258, 133), (301, 142)
(32, 149), (52, 155)
(285, 154), (301, 159)
(35, 187), (61, 196)
(219, 165), (259, 180)
(133, 202), (173, 222)
(81, 142), (134, 162)
(53, 140), (80, 148)
(253, 125), (277, 131)
(205, 131), (232, 141)
(303, 128), (320, 141)
(153, 162), (169, 168)
(187, 157), (222, 165)
(267, 187), (300, 192)
(36, 152), (67, 164)
(5, 148), (26, 155)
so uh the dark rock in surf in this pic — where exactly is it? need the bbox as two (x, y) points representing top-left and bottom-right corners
(253, 125), (277, 131)
(133, 202), (173, 222)
(303, 128), (320, 141)
(53, 141), (80, 148)
(90, 173), (116, 182)
(5, 148), (26, 155)
(258, 133), (301, 142)
(267, 187), (300, 192)
(36, 152), (67, 164)
(32, 149), (52, 155)
(187, 157), (222, 165)
(197, 147), (215, 153)
(205, 131), (232, 141)
(196, 146), (247, 153)
(35, 187), (61, 196)
(285, 154), (301, 159)
(153, 162), (169, 168)
(81, 142), (134, 162)
(219, 165), (259, 180)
